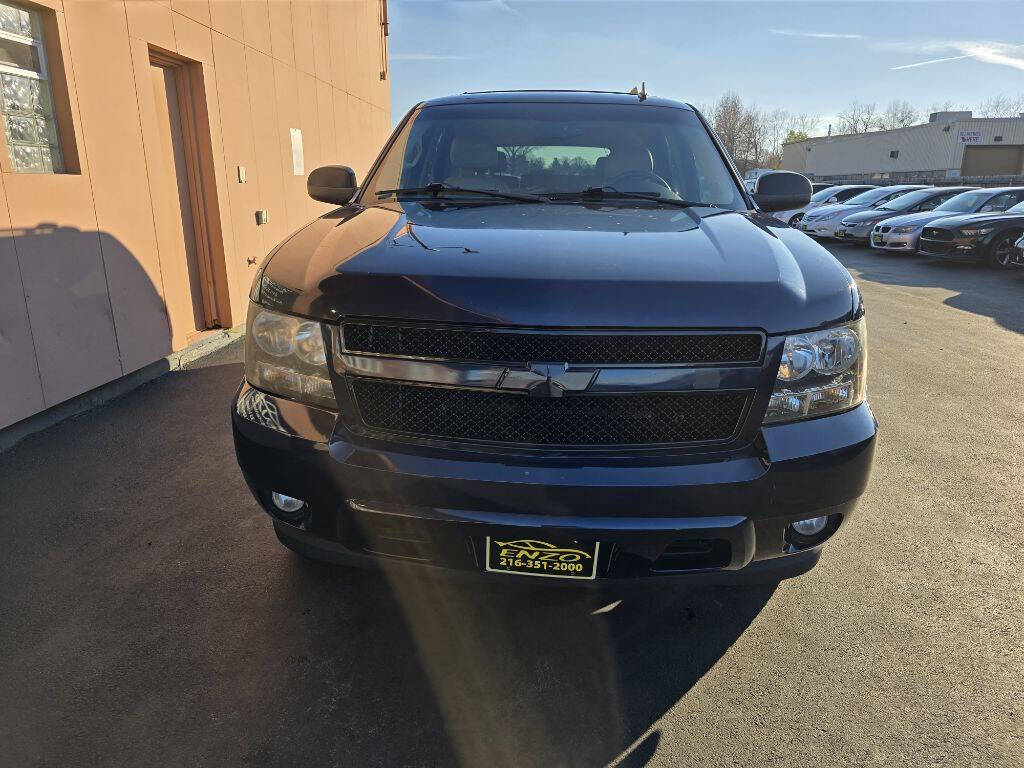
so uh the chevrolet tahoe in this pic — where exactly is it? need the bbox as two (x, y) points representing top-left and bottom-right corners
(231, 91), (876, 584)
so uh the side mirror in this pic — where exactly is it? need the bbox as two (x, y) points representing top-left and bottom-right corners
(827, 196), (839, 203)
(308, 165), (357, 205)
(751, 171), (812, 213)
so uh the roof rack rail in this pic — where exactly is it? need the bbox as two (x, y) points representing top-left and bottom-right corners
(460, 89), (636, 96)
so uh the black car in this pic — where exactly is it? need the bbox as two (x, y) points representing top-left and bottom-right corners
(232, 91), (876, 585)
(918, 193), (1024, 268)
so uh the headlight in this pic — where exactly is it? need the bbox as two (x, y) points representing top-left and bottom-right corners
(245, 303), (336, 409)
(891, 225), (918, 234)
(764, 317), (867, 424)
(959, 226), (995, 237)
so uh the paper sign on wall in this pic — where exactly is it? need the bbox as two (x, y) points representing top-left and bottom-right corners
(958, 130), (983, 144)
(290, 128), (304, 175)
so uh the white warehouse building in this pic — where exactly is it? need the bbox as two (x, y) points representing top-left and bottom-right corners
(781, 112), (1024, 184)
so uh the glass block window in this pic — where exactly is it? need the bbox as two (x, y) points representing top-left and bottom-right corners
(0, 1), (62, 173)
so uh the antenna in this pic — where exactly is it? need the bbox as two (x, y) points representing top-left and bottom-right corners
(628, 82), (648, 101)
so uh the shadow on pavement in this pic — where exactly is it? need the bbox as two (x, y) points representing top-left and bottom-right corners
(268, 557), (776, 767)
(829, 243), (1024, 335)
(0, 351), (776, 767)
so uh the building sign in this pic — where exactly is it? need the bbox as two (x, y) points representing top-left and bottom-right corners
(958, 130), (983, 144)
(290, 128), (304, 175)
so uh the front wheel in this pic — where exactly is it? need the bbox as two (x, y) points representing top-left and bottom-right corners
(987, 231), (1021, 269)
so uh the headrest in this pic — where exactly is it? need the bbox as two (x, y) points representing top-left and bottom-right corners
(603, 146), (654, 180)
(491, 149), (507, 173)
(450, 136), (495, 169)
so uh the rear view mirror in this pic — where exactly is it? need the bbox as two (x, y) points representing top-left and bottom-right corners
(308, 165), (357, 205)
(751, 171), (813, 213)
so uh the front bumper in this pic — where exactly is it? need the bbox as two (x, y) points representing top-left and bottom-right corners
(232, 383), (877, 583)
(800, 217), (842, 238)
(919, 235), (982, 261)
(870, 229), (920, 251)
(835, 222), (875, 241)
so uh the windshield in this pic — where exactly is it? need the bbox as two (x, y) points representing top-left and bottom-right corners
(360, 102), (747, 210)
(935, 190), (992, 212)
(810, 186), (840, 202)
(844, 187), (905, 207)
(877, 189), (936, 211)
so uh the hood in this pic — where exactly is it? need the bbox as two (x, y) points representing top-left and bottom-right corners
(876, 209), (960, 229)
(923, 211), (1024, 230)
(842, 208), (903, 225)
(804, 203), (857, 220)
(260, 202), (859, 335)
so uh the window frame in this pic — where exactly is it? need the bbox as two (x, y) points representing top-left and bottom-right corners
(0, 0), (67, 174)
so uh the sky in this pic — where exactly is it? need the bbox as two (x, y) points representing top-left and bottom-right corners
(386, 0), (1024, 133)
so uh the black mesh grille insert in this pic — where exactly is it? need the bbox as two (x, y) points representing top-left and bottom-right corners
(351, 379), (749, 446)
(342, 323), (762, 365)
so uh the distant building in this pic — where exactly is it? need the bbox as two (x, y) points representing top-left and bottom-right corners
(781, 112), (1024, 183)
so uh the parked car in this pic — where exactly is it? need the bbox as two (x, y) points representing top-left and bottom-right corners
(774, 184), (876, 226)
(799, 185), (927, 239)
(871, 187), (1024, 254)
(811, 182), (834, 194)
(232, 91), (875, 586)
(918, 197), (1024, 268)
(1013, 233), (1024, 266)
(835, 187), (977, 243)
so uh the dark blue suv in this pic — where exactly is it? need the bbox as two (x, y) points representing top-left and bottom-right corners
(232, 91), (875, 584)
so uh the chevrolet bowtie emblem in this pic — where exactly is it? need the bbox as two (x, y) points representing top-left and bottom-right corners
(498, 362), (595, 398)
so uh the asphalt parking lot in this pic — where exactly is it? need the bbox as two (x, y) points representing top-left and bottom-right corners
(1, 242), (1022, 768)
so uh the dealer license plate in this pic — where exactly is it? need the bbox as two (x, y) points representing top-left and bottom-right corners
(835, 229), (846, 238)
(485, 535), (599, 580)
(872, 234), (884, 245)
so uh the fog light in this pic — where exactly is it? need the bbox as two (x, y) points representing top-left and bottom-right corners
(271, 492), (305, 513)
(792, 516), (828, 536)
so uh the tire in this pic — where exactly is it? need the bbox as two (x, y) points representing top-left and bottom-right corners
(987, 231), (1021, 270)
(788, 214), (802, 226)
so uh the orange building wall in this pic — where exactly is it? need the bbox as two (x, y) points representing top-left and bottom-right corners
(0, 0), (391, 429)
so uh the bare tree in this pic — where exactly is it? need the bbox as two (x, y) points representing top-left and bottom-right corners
(976, 93), (1024, 117)
(929, 100), (964, 113)
(499, 145), (535, 175)
(878, 100), (921, 130)
(790, 112), (822, 137)
(710, 91), (752, 167)
(835, 101), (879, 134)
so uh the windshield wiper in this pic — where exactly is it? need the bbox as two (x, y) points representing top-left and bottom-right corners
(549, 186), (721, 209)
(375, 182), (549, 204)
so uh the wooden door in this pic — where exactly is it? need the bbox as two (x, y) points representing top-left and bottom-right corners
(145, 54), (220, 349)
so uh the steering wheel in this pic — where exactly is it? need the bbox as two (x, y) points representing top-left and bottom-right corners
(608, 169), (672, 191)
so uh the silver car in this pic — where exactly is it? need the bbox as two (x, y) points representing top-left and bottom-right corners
(774, 184), (875, 226)
(835, 187), (976, 243)
(870, 187), (1024, 252)
(799, 185), (927, 239)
